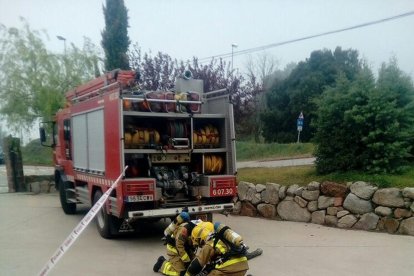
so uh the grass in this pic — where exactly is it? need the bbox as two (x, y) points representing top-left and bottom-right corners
(238, 165), (317, 185)
(237, 165), (414, 188)
(22, 139), (53, 166)
(236, 141), (314, 161)
(236, 141), (414, 188)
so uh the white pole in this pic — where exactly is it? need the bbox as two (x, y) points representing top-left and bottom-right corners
(231, 43), (238, 72)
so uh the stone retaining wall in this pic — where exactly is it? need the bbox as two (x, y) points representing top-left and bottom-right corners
(233, 181), (414, 236)
(25, 175), (55, 194)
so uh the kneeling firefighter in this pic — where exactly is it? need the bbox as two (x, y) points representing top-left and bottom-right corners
(153, 212), (197, 275)
(183, 221), (249, 276)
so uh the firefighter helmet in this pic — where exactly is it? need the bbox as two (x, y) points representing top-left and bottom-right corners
(191, 221), (214, 247)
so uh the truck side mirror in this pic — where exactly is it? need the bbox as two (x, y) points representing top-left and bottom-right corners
(40, 127), (46, 143)
(39, 122), (56, 148)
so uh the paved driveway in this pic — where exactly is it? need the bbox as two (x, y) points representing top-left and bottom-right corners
(1, 192), (414, 276)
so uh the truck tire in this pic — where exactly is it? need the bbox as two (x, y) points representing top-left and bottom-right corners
(93, 190), (121, 239)
(59, 179), (76, 214)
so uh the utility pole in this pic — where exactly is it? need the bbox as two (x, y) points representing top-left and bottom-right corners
(56, 35), (67, 55)
(231, 43), (238, 72)
(57, 35), (68, 89)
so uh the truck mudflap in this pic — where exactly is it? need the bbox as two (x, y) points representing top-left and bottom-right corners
(127, 203), (234, 219)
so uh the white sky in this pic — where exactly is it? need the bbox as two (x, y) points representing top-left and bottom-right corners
(0, 0), (413, 76)
(1, 0), (414, 141)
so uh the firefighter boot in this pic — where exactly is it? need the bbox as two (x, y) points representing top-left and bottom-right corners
(153, 256), (166, 272)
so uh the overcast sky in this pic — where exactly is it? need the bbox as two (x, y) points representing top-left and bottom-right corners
(1, 0), (414, 78)
(1, 0), (414, 141)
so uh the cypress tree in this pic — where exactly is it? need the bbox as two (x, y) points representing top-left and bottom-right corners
(101, 0), (130, 70)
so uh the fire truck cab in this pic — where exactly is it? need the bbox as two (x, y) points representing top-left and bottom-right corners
(40, 70), (237, 238)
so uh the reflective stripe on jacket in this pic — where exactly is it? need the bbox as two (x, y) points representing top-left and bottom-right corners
(213, 241), (248, 269)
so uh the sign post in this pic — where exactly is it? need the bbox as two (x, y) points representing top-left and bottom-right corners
(297, 112), (304, 143)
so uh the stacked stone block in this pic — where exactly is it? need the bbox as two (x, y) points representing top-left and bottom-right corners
(234, 181), (414, 236)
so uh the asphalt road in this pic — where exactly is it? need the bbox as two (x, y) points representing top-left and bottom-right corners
(1, 192), (414, 276)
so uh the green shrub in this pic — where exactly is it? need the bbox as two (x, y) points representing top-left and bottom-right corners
(314, 61), (414, 174)
(22, 139), (53, 166)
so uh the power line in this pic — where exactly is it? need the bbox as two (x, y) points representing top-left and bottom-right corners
(196, 10), (414, 63)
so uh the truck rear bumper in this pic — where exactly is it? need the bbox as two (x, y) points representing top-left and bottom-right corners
(127, 203), (234, 219)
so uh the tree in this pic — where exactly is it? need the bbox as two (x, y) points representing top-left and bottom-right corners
(261, 47), (361, 143)
(313, 70), (372, 173)
(244, 52), (279, 141)
(314, 61), (414, 174)
(129, 45), (178, 91)
(377, 57), (414, 109)
(376, 57), (414, 159)
(0, 20), (101, 132)
(185, 57), (263, 138)
(102, 0), (130, 71)
(245, 52), (279, 86)
(0, 124), (6, 146)
(264, 62), (297, 90)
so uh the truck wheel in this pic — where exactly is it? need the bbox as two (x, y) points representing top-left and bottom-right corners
(93, 190), (120, 239)
(59, 179), (76, 214)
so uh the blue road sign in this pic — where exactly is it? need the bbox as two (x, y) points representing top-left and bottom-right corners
(297, 112), (304, 131)
(297, 112), (304, 142)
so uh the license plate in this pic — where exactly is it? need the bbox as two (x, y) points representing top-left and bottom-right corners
(126, 195), (153, 202)
(211, 187), (235, 197)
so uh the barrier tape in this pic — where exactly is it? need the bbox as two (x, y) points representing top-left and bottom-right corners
(38, 166), (128, 276)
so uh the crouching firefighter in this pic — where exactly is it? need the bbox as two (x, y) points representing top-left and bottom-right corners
(183, 221), (249, 276)
(154, 212), (197, 275)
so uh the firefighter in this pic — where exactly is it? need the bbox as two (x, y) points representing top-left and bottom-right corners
(183, 221), (249, 276)
(153, 212), (197, 275)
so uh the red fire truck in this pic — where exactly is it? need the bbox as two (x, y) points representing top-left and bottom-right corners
(40, 70), (237, 238)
